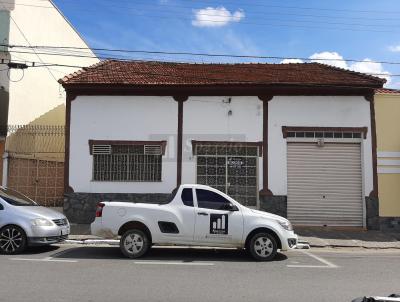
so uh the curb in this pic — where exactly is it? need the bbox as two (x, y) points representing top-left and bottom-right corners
(63, 238), (400, 249)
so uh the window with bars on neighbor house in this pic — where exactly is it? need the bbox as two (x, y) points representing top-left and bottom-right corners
(91, 143), (163, 182)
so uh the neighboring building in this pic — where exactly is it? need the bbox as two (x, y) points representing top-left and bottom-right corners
(0, 0), (98, 205)
(60, 60), (384, 229)
(375, 88), (400, 231)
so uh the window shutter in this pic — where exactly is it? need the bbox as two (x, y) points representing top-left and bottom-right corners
(92, 145), (111, 155)
(144, 145), (162, 155)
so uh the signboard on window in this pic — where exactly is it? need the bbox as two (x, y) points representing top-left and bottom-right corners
(227, 157), (244, 168)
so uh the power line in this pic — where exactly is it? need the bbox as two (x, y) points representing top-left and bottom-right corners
(48, 0), (400, 15)
(63, 0), (400, 25)
(24, 0), (400, 22)
(1, 1), (398, 33)
(0, 57), (397, 79)
(185, 0), (400, 15)
(3, 44), (400, 66)
(0, 2), (59, 82)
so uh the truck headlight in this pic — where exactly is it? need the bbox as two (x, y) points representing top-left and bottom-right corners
(277, 220), (293, 231)
(31, 218), (53, 226)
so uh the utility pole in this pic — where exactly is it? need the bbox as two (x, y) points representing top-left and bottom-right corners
(0, 0), (14, 184)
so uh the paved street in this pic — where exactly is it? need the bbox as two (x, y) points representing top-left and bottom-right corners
(1, 245), (399, 302)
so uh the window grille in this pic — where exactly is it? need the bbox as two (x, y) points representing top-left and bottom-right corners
(286, 131), (362, 139)
(92, 144), (162, 182)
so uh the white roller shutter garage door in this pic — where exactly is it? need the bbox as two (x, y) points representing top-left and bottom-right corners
(287, 142), (363, 227)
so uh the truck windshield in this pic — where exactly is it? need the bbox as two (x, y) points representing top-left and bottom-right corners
(0, 187), (38, 206)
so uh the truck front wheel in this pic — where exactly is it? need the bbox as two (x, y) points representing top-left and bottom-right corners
(248, 232), (278, 261)
(120, 229), (150, 259)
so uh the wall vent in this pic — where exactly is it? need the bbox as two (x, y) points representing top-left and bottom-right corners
(92, 145), (111, 155)
(144, 145), (162, 155)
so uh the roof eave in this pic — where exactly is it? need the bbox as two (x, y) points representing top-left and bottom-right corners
(62, 82), (380, 97)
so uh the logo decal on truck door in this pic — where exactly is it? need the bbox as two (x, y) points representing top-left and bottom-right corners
(209, 214), (228, 235)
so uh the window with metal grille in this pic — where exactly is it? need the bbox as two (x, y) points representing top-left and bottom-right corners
(92, 144), (162, 182)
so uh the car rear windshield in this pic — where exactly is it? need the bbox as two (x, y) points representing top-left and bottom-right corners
(0, 188), (37, 206)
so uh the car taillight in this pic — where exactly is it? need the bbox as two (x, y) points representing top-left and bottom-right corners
(95, 202), (105, 218)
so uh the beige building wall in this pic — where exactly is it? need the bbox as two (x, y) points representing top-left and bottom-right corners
(375, 91), (400, 217)
(5, 104), (66, 161)
(5, 0), (98, 126)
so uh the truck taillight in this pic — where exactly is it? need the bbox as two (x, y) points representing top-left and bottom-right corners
(95, 202), (105, 217)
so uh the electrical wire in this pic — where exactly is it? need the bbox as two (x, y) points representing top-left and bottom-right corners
(3, 44), (400, 66)
(1, 1), (399, 33)
(0, 2), (58, 82)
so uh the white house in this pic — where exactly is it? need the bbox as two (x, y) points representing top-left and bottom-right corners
(59, 60), (384, 229)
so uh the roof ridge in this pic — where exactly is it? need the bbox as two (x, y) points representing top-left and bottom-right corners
(313, 62), (386, 84)
(58, 60), (385, 88)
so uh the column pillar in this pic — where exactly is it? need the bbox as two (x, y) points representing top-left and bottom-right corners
(258, 95), (273, 195)
(173, 95), (188, 187)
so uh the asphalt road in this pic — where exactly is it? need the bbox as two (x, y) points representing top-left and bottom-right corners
(0, 245), (399, 302)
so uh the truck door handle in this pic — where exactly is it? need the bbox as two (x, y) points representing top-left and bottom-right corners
(197, 212), (209, 216)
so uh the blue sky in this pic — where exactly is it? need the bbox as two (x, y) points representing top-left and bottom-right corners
(54, 0), (400, 88)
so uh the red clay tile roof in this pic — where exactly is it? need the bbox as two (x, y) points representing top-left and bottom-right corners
(375, 88), (400, 94)
(59, 60), (385, 88)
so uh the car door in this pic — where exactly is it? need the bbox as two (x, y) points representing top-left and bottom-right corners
(193, 188), (243, 246)
(156, 187), (196, 244)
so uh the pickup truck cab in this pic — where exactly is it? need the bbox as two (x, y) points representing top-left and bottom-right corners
(91, 184), (298, 261)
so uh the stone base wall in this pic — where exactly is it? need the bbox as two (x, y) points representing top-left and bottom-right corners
(259, 194), (287, 218)
(64, 192), (172, 224)
(379, 217), (400, 232)
(64, 192), (399, 232)
(365, 196), (380, 230)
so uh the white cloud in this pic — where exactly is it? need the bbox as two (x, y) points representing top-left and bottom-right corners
(309, 51), (347, 69)
(389, 45), (400, 52)
(280, 58), (304, 64)
(192, 7), (245, 27)
(308, 51), (391, 86)
(350, 59), (391, 84)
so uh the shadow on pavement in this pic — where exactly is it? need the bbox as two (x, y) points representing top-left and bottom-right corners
(24, 245), (60, 254)
(51, 246), (288, 262)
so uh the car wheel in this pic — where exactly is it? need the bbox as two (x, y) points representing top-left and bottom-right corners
(120, 229), (150, 259)
(248, 232), (278, 261)
(0, 225), (27, 255)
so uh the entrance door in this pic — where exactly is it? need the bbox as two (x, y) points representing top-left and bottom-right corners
(287, 142), (363, 227)
(193, 188), (244, 245)
(196, 144), (258, 207)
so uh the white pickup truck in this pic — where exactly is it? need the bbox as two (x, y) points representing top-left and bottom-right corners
(91, 184), (298, 261)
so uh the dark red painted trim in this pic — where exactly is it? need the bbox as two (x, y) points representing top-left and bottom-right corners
(88, 140), (167, 155)
(191, 140), (263, 156)
(174, 96), (188, 187)
(282, 126), (368, 139)
(258, 96), (273, 196)
(63, 84), (376, 98)
(64, 92), (76, 194)
(365, 95), (379, 198)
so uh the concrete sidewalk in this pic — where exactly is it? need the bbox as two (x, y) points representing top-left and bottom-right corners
(68, 224), (400, 249)
(295, 227), (400, 249)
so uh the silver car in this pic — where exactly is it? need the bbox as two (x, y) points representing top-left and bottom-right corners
(0, 187), (70, 254)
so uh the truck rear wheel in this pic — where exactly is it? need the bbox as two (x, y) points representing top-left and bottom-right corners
(120, 229), (150, 259)
(248, 232), (278, 261)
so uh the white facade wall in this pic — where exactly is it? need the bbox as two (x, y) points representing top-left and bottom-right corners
(69, 96), (178, 193)
(181, 96), (264, 187)
(70, 95), (373, 199)
(3, 0), (98, 125)
(268, 96), (373, 196)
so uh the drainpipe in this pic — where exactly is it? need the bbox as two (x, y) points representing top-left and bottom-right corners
(2, 151), (8, 187)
